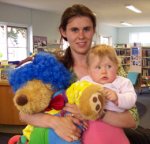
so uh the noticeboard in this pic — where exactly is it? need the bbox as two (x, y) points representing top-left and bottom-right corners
(130, 43), (142, 73)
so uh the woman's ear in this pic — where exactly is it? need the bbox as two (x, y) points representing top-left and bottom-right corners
(93, 28), (95, 34)
(59, 28), (67, 41)
(59, 28), (66, 38)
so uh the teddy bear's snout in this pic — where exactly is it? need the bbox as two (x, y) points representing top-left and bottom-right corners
(16, 95), (28, 106)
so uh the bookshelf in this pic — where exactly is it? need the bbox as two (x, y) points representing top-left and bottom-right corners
(141, 47), (150, 88)
(115, 47), (131, 73)
(115, 45), (150, 89)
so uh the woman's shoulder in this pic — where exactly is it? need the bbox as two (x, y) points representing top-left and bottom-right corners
(80, 75), (93, 81)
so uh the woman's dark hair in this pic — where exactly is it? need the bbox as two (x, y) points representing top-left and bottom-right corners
(59, 4), (96, 69)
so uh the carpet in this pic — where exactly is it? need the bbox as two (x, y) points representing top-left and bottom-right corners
(0, 132), (16, 144)
(136, 101), (147, 118)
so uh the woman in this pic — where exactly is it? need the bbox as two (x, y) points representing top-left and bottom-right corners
(20, 4), (140, 143)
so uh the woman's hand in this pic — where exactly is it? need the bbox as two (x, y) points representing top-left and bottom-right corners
(63, 103), (82, 119)
(51, 116), (82, 142)
(63, 103), (88, 130)
(19, 112), (82, 142)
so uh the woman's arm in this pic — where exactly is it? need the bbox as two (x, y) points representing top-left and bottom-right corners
(102, 105), (139, 129)
(19, 112), (81, 142)
(64, 104), (138, 129)
(102, 110), (137, 128)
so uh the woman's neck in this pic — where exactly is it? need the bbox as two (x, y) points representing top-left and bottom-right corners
(72, 54), (88, 80)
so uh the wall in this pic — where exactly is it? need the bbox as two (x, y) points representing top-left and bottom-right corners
(0, 2), (118, 46)
(98, 22), (117, 45)
(31, 9), (60, 43)
(0, 3), (31, 25)
(117, 27), (150, 44)
(1, 2), (150, 47)
(0, 2), (61, 44)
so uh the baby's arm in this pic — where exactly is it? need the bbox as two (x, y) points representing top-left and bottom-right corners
(114, 77), (137, 109)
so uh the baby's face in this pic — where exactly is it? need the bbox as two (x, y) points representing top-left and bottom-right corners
(88, 56), (118, 84)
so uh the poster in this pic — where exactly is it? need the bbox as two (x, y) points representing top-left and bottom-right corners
(33, 36), (47, 52)
(130, 43), (142, 73)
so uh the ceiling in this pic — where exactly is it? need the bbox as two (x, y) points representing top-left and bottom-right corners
(0, 0), (150, 27)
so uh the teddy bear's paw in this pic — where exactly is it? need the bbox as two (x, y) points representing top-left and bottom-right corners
(90, 93), (102, 114)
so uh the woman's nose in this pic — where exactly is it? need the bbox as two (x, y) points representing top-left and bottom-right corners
(78, 30), (84, 39)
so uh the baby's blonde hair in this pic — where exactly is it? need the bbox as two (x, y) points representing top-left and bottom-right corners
(87, 44), (120, 68)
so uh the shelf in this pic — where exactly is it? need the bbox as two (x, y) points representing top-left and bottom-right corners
(115, 47), (131, 73)
(0, 80), (25, 125)
(142, 47), (150, 78)
(116, 45), (150, 92)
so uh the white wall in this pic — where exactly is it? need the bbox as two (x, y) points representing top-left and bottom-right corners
(0, 2), (61, 44)
(0, 3), (31, 25)
(117, 27), (150, 44)
(98, 22), (117, 45)
(0, 2), (118, 45)
(1, 2), (150, 47)
(31, 9), (60, 43)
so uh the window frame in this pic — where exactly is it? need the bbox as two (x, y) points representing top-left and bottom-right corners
(0, 22), (32, 61)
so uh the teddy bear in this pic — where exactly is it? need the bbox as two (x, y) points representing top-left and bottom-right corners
(8, 52), (105, 144)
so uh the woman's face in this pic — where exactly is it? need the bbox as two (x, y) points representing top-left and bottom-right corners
(60, 16), (95, 55)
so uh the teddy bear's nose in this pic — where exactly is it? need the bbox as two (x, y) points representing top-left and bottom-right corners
(16, 95), (28, 106)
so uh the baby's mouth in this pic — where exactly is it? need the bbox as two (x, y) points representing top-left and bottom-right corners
(101, 76), (108, 80)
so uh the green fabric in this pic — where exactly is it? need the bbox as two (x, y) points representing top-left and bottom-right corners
(20, 135), (28, 144)
(129, 106), (140, 128)
(117, 65), (127, 77)
(29, 127), (49, 144)
(69, 67), (78, 84)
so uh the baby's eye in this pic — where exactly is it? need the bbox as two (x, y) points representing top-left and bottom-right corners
(106, 65), (112, 69)
(96, 66), (101, 69)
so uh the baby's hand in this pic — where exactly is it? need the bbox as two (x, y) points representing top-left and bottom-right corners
(103, 88), (118, 104)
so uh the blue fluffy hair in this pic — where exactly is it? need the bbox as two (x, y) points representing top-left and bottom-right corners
(8, 52), (72, 92)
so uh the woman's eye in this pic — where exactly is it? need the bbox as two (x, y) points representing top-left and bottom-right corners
(83, 27), (90, 32)
(71, 28), (78, 32)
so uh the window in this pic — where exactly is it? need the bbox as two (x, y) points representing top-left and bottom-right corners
(129, 32), (150, 46)
(0, 24), (29, 61)
(60, 39), (69, 50)
(100, 36), (112, 46)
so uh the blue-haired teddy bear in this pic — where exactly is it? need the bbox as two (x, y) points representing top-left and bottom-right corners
(8, 52), (105, 144)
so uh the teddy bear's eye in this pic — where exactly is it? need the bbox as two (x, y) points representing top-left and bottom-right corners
(93, 97), (97, 102)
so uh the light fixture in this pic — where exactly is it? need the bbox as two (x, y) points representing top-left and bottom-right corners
(121, 22), (132, 26)
(126, 5), (142, 13)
